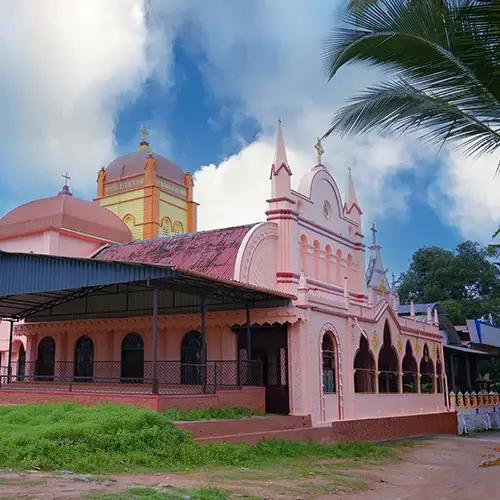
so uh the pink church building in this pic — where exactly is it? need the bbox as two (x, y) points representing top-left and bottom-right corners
(0, 125), (453, 434)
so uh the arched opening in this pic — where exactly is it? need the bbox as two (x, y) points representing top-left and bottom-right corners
(36, 336), (56, 381)
(378, 325), (399, 393)
(17, 344), (26, 381)
(436, 355), (443, 394)
(74, 335), (94, 381)
(402, 341), (418, 393)
(354, 336), (376, 393)
(322, 333), (336, 393)
(121, 333), (144, 382)
(181, 331), (205, 385)
(420, 344), (435, 393)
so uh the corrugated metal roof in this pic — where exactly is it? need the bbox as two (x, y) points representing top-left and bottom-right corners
(0, 250), (293, 320)
(399, 302), (437, 315)
(96, 224), (257, 280)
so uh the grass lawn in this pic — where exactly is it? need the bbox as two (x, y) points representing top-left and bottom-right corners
(0, 403), (406, 497)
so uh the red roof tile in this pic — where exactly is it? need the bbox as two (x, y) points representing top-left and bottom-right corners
(95, 224), (257, 280)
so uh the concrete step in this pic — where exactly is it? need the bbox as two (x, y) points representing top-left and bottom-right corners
(175, 414), (312, 439)
(194, 425), (332, 445)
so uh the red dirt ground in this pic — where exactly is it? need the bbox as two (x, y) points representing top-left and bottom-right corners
(0, 433), (498, 499)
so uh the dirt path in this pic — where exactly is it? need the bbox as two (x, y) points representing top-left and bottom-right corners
(0, 433), (499, 498)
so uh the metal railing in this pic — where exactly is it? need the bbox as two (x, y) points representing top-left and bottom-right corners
(0, 359), (263, 396)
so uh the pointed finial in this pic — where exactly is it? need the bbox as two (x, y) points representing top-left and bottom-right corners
(370, 222), (378, 245)
(410, 300), (415, 319)
(345, 167), (361, 213)
(139, 124), (151, 152)
(315, 137), (324, 164)
(434, 307), (439, 325)
(59, 172), (72, 196)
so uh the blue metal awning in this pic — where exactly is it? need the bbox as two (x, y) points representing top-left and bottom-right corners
(0, 251), (293, 320)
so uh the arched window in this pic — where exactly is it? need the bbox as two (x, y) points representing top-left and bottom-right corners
(322, 333), (336, 393)
(181, 331), (205, 385)
(74, 335), (94, 381)
(17, 344), (26, 381)
(173, 221), (183, 234)
(354, 336), (376, 393)
(378, 324), (399, 393)
(436, 353), (443, 394)
(36, 336), (56, 381)
(121, 333), (144, 382)
(161, 217), (172, 237)
(347, 254), (353, 289)
(420, 344), (435, 393)
(402, 341), (418, 393)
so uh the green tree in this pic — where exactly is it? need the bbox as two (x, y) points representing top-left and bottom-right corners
(398, 241), (500, 324)
(324, 0), (500, 162)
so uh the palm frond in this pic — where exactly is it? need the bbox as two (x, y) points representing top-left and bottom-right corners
(323, 80), (500, 158)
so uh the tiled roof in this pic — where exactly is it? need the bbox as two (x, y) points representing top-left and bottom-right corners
(95, 224), (257, 280)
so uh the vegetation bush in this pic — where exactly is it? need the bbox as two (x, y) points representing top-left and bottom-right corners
(0, 404), (393, 473)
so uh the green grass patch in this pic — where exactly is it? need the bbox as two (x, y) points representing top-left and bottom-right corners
(0, 404), (396, 474)
(162, 407), (260, 421)
(88, 486), (229, 499)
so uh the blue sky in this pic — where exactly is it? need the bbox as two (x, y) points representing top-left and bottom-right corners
(0, 1), (497, 277)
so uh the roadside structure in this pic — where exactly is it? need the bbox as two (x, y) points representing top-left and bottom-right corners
(0, 124), (453, 434)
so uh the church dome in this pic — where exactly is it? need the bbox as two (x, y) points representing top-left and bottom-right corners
(0, 188), (132, 243)
(105, 151), (186, 185)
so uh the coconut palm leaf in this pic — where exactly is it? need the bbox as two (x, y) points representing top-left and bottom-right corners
(323, 0), (500, 160)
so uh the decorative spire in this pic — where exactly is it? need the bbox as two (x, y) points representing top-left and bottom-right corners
(271, 119), (291, 177)
(315, 137), (324, 164)
(344, 167), (362, 220)
(138, 125), (152, 152)
(270, 120), (292, 198)
(59, 171), (72, 196)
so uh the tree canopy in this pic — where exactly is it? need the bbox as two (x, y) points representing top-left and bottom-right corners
(324, 0), (500, 163)
(398, 241), (500, 324)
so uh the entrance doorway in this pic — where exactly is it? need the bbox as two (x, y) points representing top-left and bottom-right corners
(74, 335), (94, 381)
(181, 331), (204, 385)
(238, 324), (289, 414)
(17, 344), (26, 381)
(36, 336), (55, 380)
(121, 333), (144, 382)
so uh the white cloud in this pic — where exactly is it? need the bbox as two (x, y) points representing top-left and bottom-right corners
(428, 152), (500, 241)
(0, 0), (176, 202)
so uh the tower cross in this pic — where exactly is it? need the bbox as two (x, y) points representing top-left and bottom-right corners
(370, 222), (378, 245)
(141, 125), (149, 141)
(315, 137), (324, 164)
(61, 171), (71, 187)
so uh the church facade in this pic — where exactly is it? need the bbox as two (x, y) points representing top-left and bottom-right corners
(0, 125), (450, 427)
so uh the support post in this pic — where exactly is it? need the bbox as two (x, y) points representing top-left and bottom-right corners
(152, 288), (159, 395)
(246, 305), (252, 361)
(449, 354), (456, 393)
(7, 320), (14, 383)
(200, 295), (207, 393)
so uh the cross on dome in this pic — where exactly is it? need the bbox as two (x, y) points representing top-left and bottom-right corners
(139, 125), (152, 152)
(315, 137), (324, 164)
(59, 171), (72, 196)
(370, 222), (378, 245)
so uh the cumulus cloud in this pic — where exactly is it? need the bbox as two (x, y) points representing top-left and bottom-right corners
(0, 0), (170, 203)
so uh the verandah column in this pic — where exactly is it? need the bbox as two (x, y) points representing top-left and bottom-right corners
(246, 305), (252, 360)
(200, 295), (207, 392)
(151, 288), (159, 394)
(6, 320), (14, 383)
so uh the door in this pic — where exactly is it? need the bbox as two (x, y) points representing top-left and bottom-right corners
(36, 336), (55, 381)
(181, 331), (204, 385)
(74, 336), (94, 381)
(238, 325), (289, 414)
(121, 333), (144, 382)
(17, 345), (26, 381)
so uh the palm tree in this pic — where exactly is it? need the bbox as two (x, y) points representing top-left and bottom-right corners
(323, 0), (499, 162)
